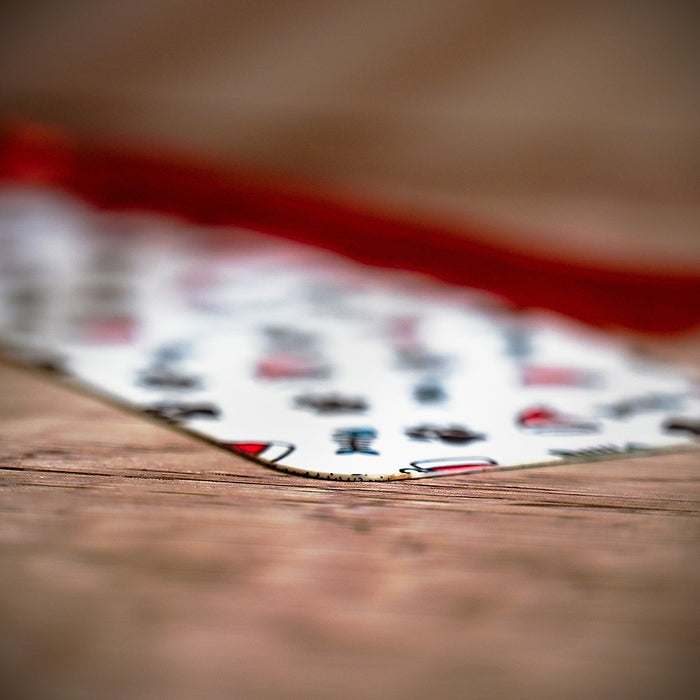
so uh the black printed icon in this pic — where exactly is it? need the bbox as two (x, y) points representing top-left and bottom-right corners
(503, 324), (533, 359)
(549, 443), (647, 458)
(79, 282), (129, 304)
(257, 325), (330, 379)
(601, 393), (683, 419)
(333, 428), (379, 455)
(9, 285), (44, 309)
(662, 417), (700, 437)
(153, 342), (191, 364)
(28, 357), (67, 375)
(294, 393), (368, 414)
(142, 401), (221, 423)
(395, 348), (449, 372)
(413, 379), (447, 404)
(263, 325), (316, 352)
(137, 341), (201, 390)
(137, 366), (201, 390)
(13, 350), (67, 375)
(91, 247), (132, 274)
(405, 423), (485, 444)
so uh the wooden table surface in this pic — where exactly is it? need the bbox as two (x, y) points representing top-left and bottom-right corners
(1, 344), (699, 700)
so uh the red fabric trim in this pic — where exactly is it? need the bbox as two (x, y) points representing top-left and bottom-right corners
(1, 121), (698, 334)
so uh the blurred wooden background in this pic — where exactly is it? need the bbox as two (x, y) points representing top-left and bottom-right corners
(1, 0), (698, 270)
(0, 2), (698, 698)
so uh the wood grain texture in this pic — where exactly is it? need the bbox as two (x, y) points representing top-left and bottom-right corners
(1, 358), (699, 700)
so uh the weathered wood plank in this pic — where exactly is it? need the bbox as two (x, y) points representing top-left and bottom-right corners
(1, 360), (698, 700)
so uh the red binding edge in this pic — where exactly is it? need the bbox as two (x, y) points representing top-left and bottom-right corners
(1, 121), (698, 334)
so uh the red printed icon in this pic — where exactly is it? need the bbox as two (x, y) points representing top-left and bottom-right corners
(75, 314), (138, 344)
(521, 365), (600, 388)
(400, 456), (498, 476)
(219, 441), (295, 463)
(517, 405), (599, 434)
(255, 354), (330, 380)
